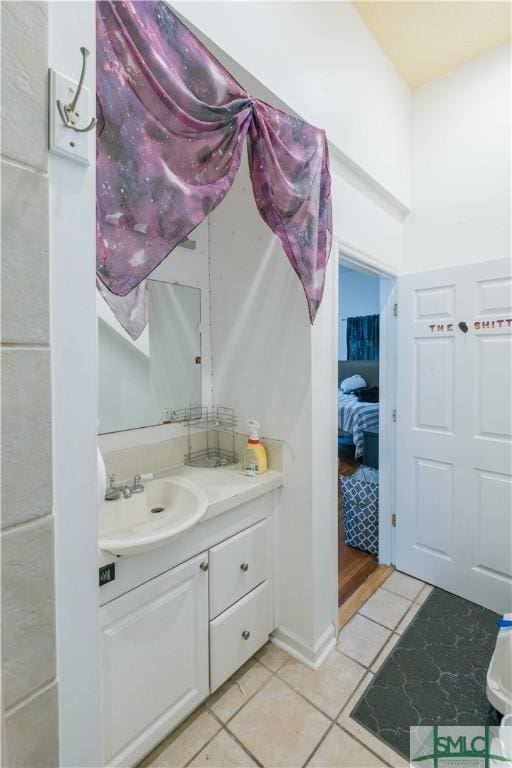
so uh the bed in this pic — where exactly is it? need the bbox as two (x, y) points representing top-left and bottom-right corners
(338, 361), (379, 459)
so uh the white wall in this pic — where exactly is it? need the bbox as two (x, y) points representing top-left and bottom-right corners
(404, 43), (511, 273)
(338, 268), (380, 359)
(330, 166), (405, 275)
(173, 1), (412, 210)
(209, 154), (338, 662)
(49, 3), (101, 765)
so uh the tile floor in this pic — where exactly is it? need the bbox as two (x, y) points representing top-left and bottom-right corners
(141, 571), (433, 768)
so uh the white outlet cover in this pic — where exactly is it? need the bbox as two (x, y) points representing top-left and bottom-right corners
(49, 68), (93, 166)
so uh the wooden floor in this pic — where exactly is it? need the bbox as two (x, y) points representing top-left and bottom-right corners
(338, 453), (378, 607)
(338, 564), (394, 628)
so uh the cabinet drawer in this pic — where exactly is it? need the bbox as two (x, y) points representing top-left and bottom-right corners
(209, 519), (269, 619)
(210, 580), (273, 691)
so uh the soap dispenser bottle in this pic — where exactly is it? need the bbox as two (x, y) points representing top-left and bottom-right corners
(243, 420), (268, 475)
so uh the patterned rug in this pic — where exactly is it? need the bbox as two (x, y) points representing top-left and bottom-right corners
(351, 587), (502, 759)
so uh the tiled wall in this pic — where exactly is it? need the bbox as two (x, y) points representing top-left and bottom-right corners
(1, 3), (59, 766)
(103, 434), (200, 482)
(102, 432), (283, 482)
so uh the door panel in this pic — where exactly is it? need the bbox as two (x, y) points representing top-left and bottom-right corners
(396, 258), (512, 613)
(414, 337), (454, 432)
(414, 284), (455, 320)
(414, 457), (454, 559)
(475, 276), (512, 316)
(474, 470), (512, 578)
(476, 336), (512, 440)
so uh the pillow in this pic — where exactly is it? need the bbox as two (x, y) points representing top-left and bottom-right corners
(339, 374), (367, 393)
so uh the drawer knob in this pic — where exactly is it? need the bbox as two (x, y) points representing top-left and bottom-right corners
(242, 630), (250, 640)
(200, 561), (209, 572)
(240, 562), (249, 572)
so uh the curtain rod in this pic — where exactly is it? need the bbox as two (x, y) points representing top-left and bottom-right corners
(339, 314), (379, 322)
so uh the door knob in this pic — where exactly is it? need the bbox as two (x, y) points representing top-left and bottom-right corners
(240, 562), (249, 572)
(242, 630), (250, 640)
(200, 561), (209, 571)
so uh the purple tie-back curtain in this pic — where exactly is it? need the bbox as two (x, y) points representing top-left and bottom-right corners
(96, 0), (332, 338)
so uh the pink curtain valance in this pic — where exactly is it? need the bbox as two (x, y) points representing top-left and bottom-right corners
(96, 0), (332, 337)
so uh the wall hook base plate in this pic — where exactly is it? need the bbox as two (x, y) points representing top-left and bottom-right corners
(48, 69), (92, 166)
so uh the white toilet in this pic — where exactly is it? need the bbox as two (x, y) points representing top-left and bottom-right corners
(487, 613), (512, 716)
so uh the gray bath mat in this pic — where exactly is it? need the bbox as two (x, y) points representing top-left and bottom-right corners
(350, 587), (501, 759)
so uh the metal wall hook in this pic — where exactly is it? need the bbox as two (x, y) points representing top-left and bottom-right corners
(56, 46), (96, 133)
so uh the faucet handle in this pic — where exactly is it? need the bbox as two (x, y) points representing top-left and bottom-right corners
(130, 474), (145, 494)
(105, 474), (121, 501)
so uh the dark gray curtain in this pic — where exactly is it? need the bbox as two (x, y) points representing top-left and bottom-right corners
(347, 314), (379, 360)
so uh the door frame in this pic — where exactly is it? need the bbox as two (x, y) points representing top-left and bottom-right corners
(337, 238), (398, 567)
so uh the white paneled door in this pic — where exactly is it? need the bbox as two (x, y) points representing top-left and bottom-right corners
(396, 258), (512, 614)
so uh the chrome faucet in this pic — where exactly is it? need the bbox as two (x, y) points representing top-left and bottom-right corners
(104, 474), (132, 501)
(119, 484), (132, 499)
(130, 475), (144, 494)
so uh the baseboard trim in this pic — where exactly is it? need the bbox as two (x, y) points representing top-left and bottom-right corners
(271, 623), (336, 670)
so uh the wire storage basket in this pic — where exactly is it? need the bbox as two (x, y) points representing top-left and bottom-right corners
(181, 406), (237, 468)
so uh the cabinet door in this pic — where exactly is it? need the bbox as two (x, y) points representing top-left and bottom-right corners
(100, 552), (209, 767)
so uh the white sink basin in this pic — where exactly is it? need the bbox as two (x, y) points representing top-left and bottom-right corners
(99, 478), (209, 556)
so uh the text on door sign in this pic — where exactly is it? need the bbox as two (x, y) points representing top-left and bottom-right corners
(428, 319), (512, 332)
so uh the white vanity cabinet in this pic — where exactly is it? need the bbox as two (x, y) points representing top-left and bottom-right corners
(99, 488), (279, 768)
(100, 552), (210, 768)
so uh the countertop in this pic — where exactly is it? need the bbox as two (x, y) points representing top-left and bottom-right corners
(154, 464), (283, 522)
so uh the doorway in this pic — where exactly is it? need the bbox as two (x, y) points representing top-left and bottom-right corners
(336, 254), (397, 611)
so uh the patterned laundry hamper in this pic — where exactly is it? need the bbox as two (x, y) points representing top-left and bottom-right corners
(340, 466), (379, 555)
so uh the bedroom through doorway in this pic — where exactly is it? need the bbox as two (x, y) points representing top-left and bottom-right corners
(338, 264), (381, 608)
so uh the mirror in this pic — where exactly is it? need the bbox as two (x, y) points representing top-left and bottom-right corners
(97, 280), (202, 433)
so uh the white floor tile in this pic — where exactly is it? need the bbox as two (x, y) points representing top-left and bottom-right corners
(359, 587), (411, 630)
(308, 724), (388, 767)
(337, 614), (392, 668)
(370, 633), (401, 673)
(278, 649), (366, 719)
(382, 571), (424, 601)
